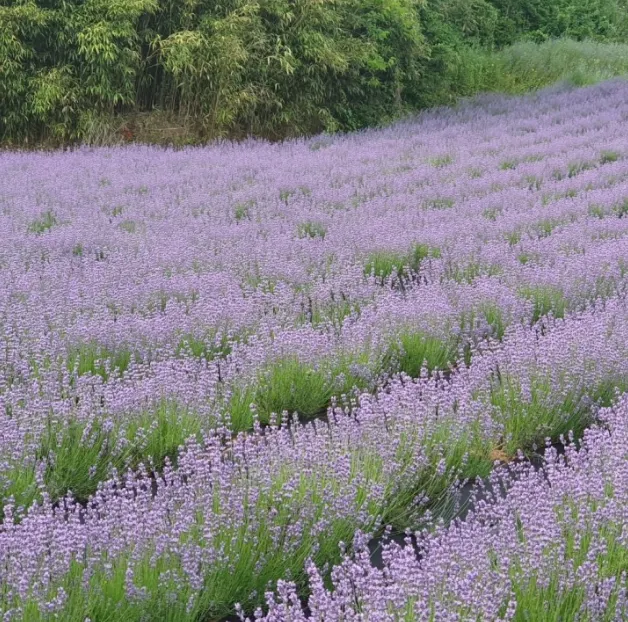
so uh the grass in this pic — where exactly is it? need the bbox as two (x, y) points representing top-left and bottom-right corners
(567, 160), (596, 178)
(483, 206), (502, 220)
(234, 200), (254, 222)
(6, 413), (465, 620)
(364, 250), (409, 282)
(0, 400), (204, 519)
(534, 218), (561, 238)
(122, 401), (204, 471)
(380, 427), (490, 530)
(459, 39), (628, 98)
(507, 523), (628, 622)
(363, 244), (440, 284)
(4, 326), (626, 619)
(489, 375), (591, 456)
(589, 377), (628, 408)
(459, 303), (507, 342)
(429, 154), (453, 168)
(600, 149), (621, 164)
(67, 342), (135, 380)
(297, 296), (360, 331)
(589, 199), (628, 220)
(615, 199), (628, 218)
(519, 285), (568, 324)
(425, 197), (455, 210)
(482, 304), (507, 341)
(297, 221), (327, 239)
(175, 330), (234, 360)
(118, 219), (137, 233)
(506, 230), (522, 246)
(386, 332), (458, 378)
(588, 203), (607, 218)
(11, 415), (626, 622)
(145, 289), (199, 314)
(487, 370), (628, 458)
(445, 260), (503, 284)
(525, 175), (543, 191)
(409, 243), (441, 270)
(39, 419), (124, 504)
(227, 354), (376, 430)
(27, 210), (57, 235)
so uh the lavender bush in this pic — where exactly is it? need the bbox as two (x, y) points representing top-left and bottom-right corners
(249, 394), (628, 621)
(1, 79), (628, 619)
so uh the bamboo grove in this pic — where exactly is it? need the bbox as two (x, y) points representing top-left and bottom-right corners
(1, 0), (628, 145)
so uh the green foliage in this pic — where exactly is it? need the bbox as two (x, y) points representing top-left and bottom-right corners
(534, 218), (560, 238)
(509, 525), (628, 622)
(615, 199), (628, 218)
(568, 160), (595, 177)
(227, 354), (376, 429)
(2, 0), (628, 144)
(234, 201), (252, 222)
(425, 197), (455, 209)
(297, 221), (327, 239)
(588, 199), (628, 220)
(445, 260), (503, 284)
(364, 250), (409, 282)
(487, 371), (627, 455)
(519, 285), (568, 323)
(457, 39), (628, 97)
(600, 149), (621, 164)
(67, 341), (135, 380)
(27, 210), (57, 234)
(175, 331), (234, 360)
(458, 302), (507, 342)
(253, 359), (335, 424)
(297, 295), (360, 332)
(1, 0), (429, 142)
(487, 0), (628, 46)
(482, 303), (507, 340)
(364, 243), (440, 283)
(0, 401), (203, 518)
(483, 206), (502, 220)
(123, 401), (203, 471)
(429, 154), (454, 167)
(410, 242), (441, 267)
(118, 219), (137, 233)
(387, 331), (457, 377)
(39, 418), (122, 504)
(0, 0), (157, 142)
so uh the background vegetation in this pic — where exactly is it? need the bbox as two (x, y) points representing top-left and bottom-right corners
(1, 0), (628, 145)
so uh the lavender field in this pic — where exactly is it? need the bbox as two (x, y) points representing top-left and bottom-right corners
(1, 79), (628, 621)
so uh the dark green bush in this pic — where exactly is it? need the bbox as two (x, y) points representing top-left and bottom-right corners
(1, 0), (628, 145)
(487, 0), (628, 46)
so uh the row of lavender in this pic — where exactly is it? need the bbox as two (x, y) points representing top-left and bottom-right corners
(3, 301), (628, 620)
(0, 79), (627, 619)
(250, 393), (628, 622)
(0, 81), (626, 511)
(2, 81), (627, 359)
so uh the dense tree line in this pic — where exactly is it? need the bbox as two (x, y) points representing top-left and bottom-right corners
(1, 0), (627, 144)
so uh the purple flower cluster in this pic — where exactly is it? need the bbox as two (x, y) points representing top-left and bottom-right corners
(0, 79), (627, 619)
(250, 394), (628, 621)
